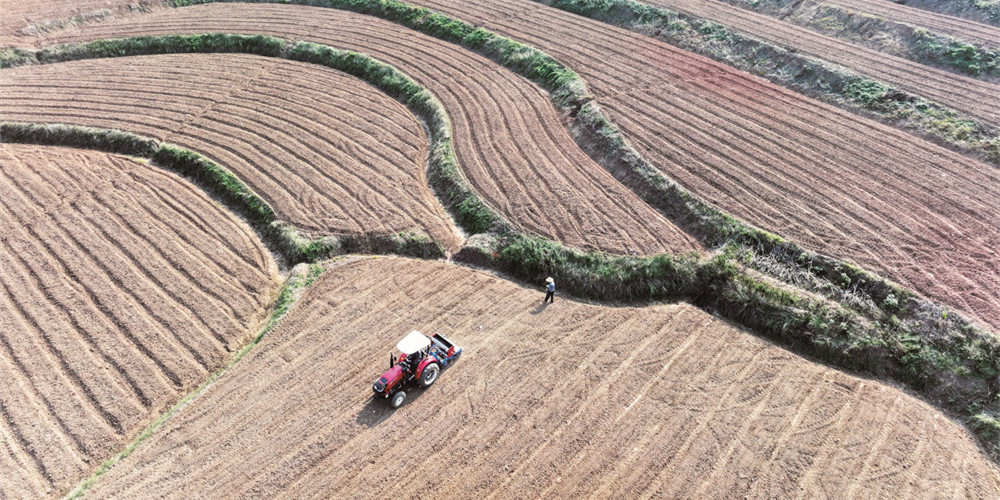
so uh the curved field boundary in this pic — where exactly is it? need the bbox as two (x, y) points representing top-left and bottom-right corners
(25, 6), (704, 257)
(136, 4), (958, 314)
(889, 0), (1000, 29)
(536, 0), (1000, 165)
(13, 7), (1000, 458)
(0, 143), (278, 498)
(717, 0), (1000, 79)
(2, 53), (462, 253)
(0, 0), (169, 48)
(0, 121), (440, 262)
(404, 1), (1000, 337)
(820, 0), (1000, 49)
(73, 257), (1000, 497)
(611, 0), (1000, 127)
(64, 261), (325, 499)
(23, 6), (1000, 338)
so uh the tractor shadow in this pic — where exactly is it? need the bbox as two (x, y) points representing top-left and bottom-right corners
(356, 360), (462, 428)
(356, 389), (429, 428)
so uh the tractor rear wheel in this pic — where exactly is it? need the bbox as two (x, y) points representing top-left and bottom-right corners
(391, 391), (406, 408)
(420, 363), (440, 388)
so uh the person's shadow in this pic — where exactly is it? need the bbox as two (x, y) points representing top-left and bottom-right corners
(531, 301), (549, 315)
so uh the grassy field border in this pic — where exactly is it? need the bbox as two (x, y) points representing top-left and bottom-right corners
(890, 0), (1000, 28)
(5, 26), (999, 458)
(695, 0), (1000, 79)
(542, 0), (1000, 165)
(0, 121), (440, 262)
(160, 0), (1000, 456)
(62, 262), (326, 499)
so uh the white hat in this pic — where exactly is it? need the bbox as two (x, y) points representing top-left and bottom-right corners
(546, 277), (554, 283)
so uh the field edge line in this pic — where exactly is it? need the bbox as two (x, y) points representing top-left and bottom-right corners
(60, 261), (327, 500)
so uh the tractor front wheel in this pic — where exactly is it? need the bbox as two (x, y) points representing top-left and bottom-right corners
(391, 391), (407, 408)
(420, 363), (440, 388)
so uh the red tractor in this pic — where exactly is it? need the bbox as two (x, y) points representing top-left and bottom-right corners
(372, 330), (462, 408)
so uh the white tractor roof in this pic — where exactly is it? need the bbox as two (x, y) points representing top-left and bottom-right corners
(397, 330), (431, 355)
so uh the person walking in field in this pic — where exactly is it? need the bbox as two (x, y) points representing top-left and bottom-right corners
(544, 277), (555, 304)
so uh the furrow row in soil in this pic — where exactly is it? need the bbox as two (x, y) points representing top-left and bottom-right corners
(33, 7), (703, 256)
(0, 144), (277, 499)
(820, 0), (1000, 49)
(0, 0), (168, 47)
(634, 0), (1000, 125)
(82, 257), (1000, 498)
(399, 0), (1000, 332)
(0, 53), (462, 250)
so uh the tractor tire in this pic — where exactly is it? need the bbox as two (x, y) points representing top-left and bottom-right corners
(391, 391), (407, 408)
(419, 363), (440, 388)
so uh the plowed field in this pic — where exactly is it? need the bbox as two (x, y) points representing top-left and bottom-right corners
(314, 0), (1000, 334)
(0, 0), (166, 47)
(82, 257), (1000, 498)
(634, 0), (1000, 125)
(0, 53), (463, 250)
(31, 6), (702, 256)
(0, 144), (278, 498)
(809, 0), (1000, 49)
(31, 3), (1000, 330)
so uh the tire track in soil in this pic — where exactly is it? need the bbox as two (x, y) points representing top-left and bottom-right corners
(0, 318), (93, 459)
(0, 144), (277, 500)
(90, 171), (267, 317)
(81, 257), (1000, 498)
(30, 6), (703, 256)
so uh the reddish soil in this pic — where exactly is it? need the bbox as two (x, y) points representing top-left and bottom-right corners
(376, 0), (1000, 333)
(31, 6), (703, 256)
(815, 0), (1000, 49)
(0, 53), (463, 250)
(633, 0), (1000, 126)
(0, 0), (167, 47)
(0, 144), (278, 498)
(84, 257), (1000, 498)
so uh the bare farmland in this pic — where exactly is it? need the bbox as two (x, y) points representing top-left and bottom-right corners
(0, 54), (463, 250)
(32, 6), (704, 256)
(0, 144), (278, 498)
(83, 257), (1000, 498)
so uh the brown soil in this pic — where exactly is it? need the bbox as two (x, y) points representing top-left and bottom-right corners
(859, 0), (1000, 33)
(0, 0), (168, 47)
(0, 144), (278, 499)
(0, 53), (463, 251)
(84, 257), (1000, 498)
(30, 6), (703, 256)
(630, 0), (1000, 126)
(368, 0), (1000, 334)
(802, 0), (1000, 49)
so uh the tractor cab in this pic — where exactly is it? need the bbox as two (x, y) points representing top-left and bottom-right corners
(372, 330), (463, 408)
(395, 330), (430, 364)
